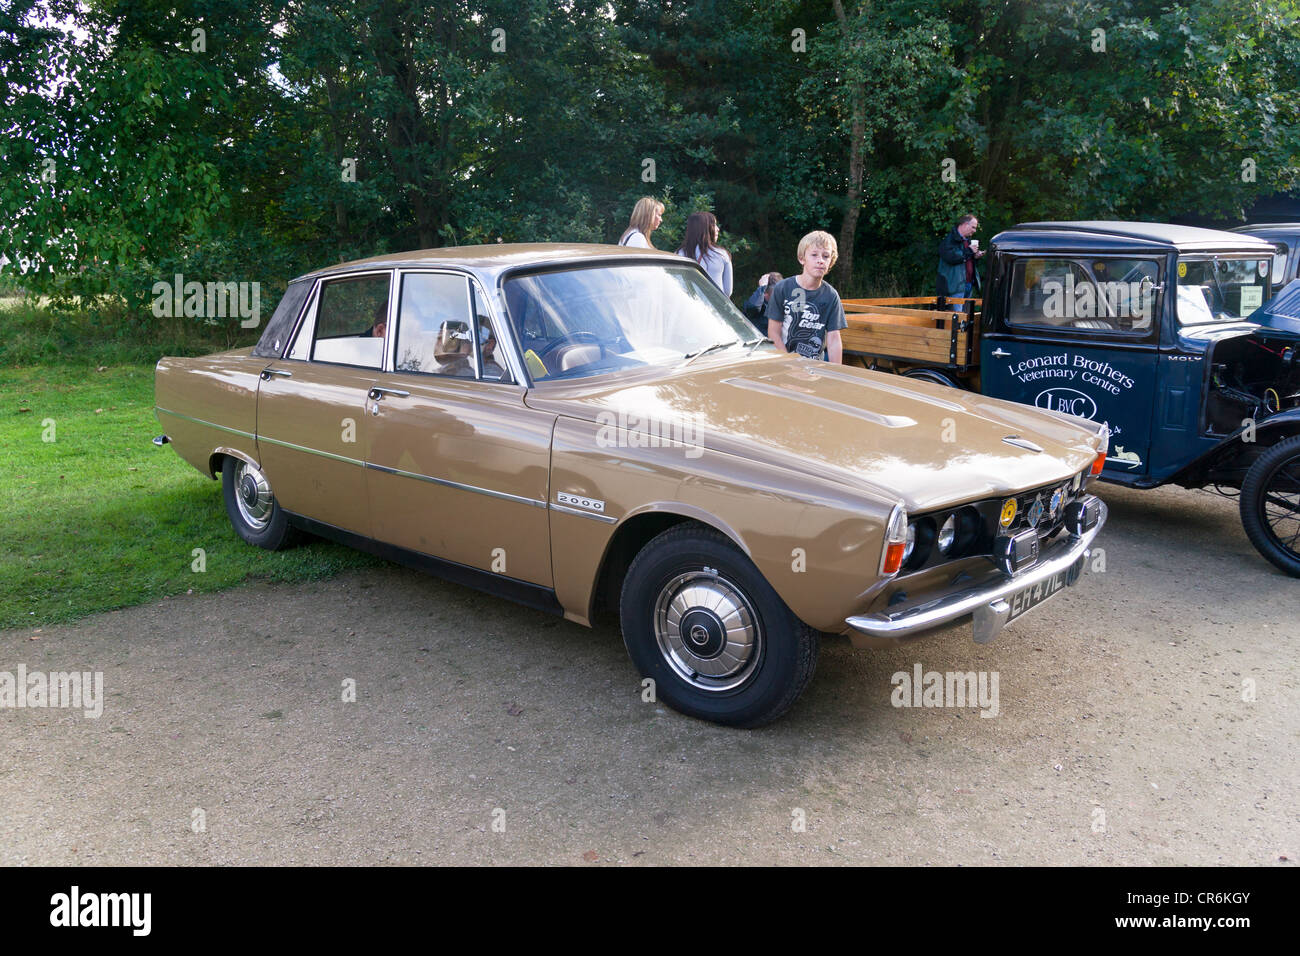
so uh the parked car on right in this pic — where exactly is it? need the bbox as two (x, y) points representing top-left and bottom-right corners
(1230, 222), (1300, 292)
(840, 222), (1300, 577)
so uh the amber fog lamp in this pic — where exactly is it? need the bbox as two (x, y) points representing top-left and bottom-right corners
(999, 497), (1018, 529)
(881, 504), (908, 575)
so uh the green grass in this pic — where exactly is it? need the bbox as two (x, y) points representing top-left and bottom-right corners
(1, 315), (381, 630)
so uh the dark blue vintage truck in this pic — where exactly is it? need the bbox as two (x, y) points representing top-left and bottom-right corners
(842, 221), (1300, 577)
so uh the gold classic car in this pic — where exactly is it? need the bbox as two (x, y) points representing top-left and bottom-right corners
(154, 245), (1109, 726)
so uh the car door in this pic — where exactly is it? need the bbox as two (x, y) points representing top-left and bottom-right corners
(255, 271), (392, 535)
(981, 254), (1162, 477)
(364, 270), (555, 587)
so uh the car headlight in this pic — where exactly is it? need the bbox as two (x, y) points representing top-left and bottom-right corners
(902, 523), (917, 564)
(937, 514), (957, 554)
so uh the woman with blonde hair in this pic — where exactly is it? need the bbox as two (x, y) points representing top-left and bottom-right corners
(618, 197), (664, 248)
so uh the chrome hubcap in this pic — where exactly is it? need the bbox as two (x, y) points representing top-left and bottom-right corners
(653, 571), (761, 692)
(234, 461), (274, 531)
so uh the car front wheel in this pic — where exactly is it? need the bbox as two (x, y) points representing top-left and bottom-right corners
(620, 524), (818, 727)
(1240, 435), (1300, 577)
(221, 456), (300, 550)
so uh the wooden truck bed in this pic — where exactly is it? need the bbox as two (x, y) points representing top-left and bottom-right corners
(840, 297), (981, 371)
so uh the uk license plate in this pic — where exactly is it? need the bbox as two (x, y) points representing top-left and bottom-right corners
(1006, 569), (1070, 622)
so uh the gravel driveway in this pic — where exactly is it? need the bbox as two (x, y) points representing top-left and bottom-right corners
(2, 481), (1296, 865)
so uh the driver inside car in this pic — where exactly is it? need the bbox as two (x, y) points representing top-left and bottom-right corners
(433, 320), (475, 377)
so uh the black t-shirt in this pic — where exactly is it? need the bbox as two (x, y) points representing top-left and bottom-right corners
(764, 277), (846, 358)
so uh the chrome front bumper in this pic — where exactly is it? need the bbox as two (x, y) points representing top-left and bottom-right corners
(845, 498), (1107, 647)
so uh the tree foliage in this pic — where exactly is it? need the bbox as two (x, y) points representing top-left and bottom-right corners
(1, 0), (1296, 324)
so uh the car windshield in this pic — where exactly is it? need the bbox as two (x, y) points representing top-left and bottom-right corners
(503, 262), (760, 381)
(1176, 256), (1271, 325)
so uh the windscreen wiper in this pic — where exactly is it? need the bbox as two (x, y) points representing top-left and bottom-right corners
(682, 341), (739, 366)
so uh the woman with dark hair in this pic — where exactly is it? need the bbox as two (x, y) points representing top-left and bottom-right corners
(676, 211), (733, 295)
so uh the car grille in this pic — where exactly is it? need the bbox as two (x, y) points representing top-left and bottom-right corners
(898, 467), (1092, 575)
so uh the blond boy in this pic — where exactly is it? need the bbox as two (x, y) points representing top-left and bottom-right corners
(765, 231), (846, 363)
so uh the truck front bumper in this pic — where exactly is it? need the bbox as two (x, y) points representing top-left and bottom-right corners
(845, 497), (1107, 647)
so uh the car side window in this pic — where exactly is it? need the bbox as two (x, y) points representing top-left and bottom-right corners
(394, 273), (479, 378)
(1272, 244), (1290, 286)
(286, 291), (317, 361)
(1007, 257), (1158, 335)
(470, 283), (512, 384)
(307, 275), (391, 367)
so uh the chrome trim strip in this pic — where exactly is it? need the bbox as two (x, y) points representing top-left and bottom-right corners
(549, 501), (618, 524)
(256, 434), (366, 468)
(846, 497), (1107, 643)
(725, 377), (916, 428)
(162, 406), (547, 508)
(155, 408), (255, 441)
(1002, 435), (1044, 453)
(366, 462), (546, 508)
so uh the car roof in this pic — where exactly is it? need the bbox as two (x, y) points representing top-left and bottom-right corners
(1230, 223), (1300, 237)
(297, 243), (688, 284)
(992, 221), (1276, 254)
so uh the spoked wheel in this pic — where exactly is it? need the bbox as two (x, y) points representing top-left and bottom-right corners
(620, 524), (819, 727)
(902, 367), (964, 389)
(1240, 436), (1300, 577)
(221, 456), (301, 550)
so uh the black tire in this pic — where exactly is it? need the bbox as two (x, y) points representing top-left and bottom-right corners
(1239, 435), (1300, 577)
(619, 524), (819, 727)
(221, 456), (301, 551)
(903, 367), (964, 389)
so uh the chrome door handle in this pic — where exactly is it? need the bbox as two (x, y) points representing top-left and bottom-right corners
(991, 348), (1010, 358)
(367, 387), (410, 400)
(260, 368), (292, 380)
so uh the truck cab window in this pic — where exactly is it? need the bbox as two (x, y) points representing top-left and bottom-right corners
(1007, 258), (1158, 334)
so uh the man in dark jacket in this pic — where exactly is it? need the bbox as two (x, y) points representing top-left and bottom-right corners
(742, 271), (783, 333)
(937, 214), (984, 313)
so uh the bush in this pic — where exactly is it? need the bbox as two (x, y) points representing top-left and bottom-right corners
(0, 297), (254, 367)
